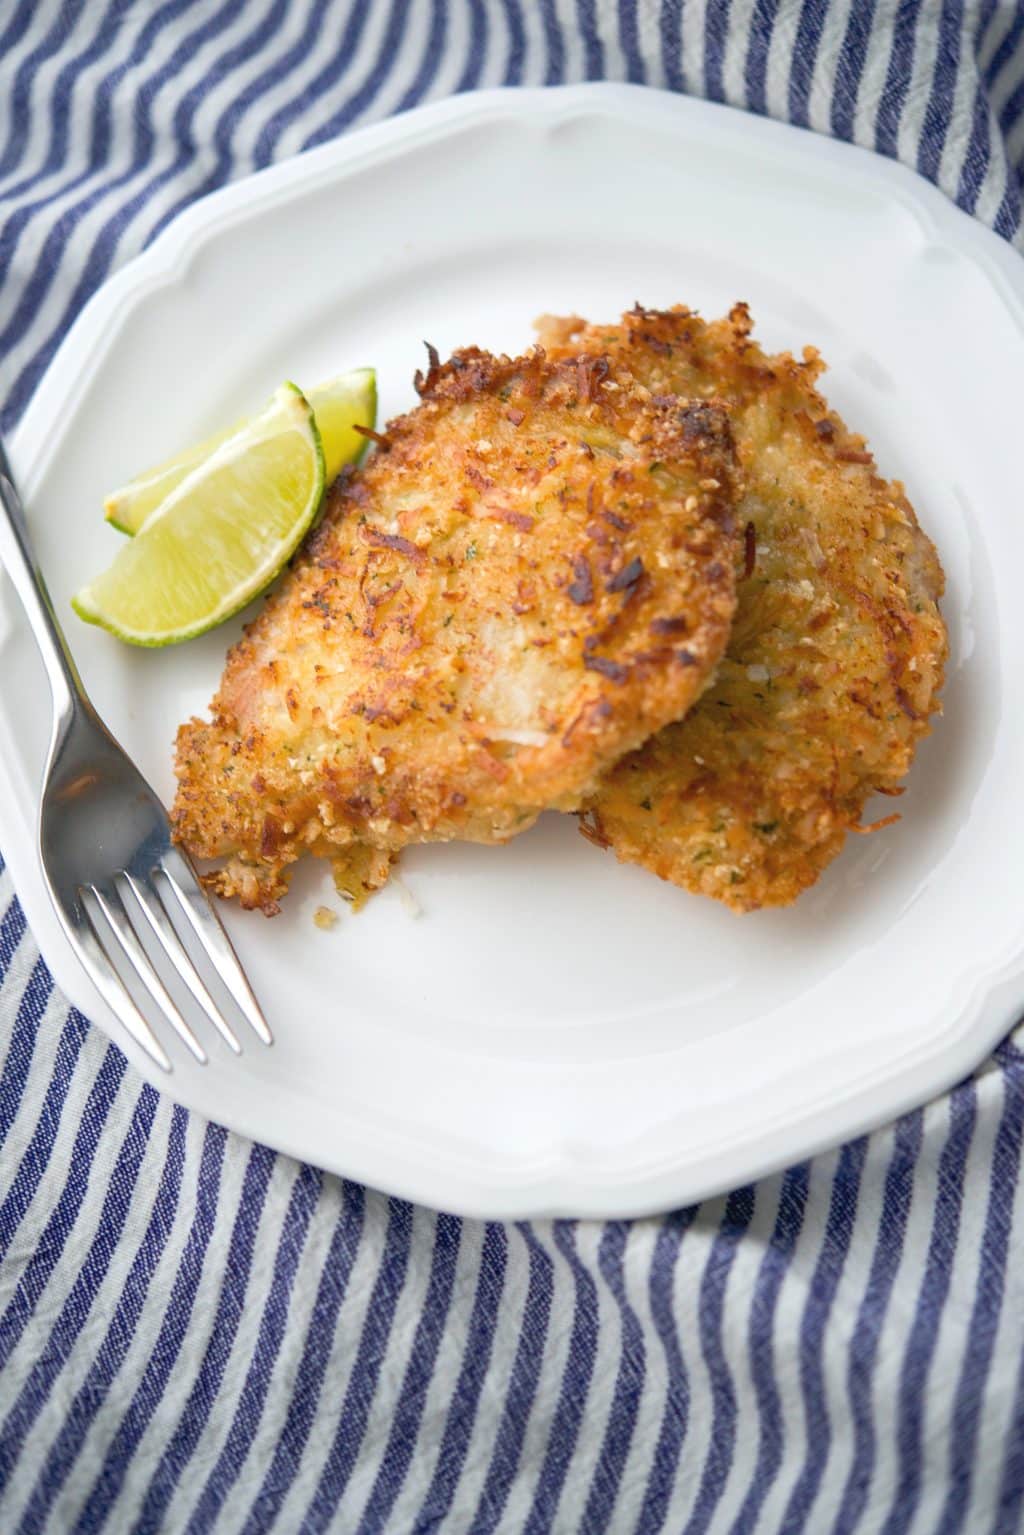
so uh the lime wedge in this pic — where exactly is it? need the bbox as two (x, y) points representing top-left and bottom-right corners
(308, 369), (377, 483)
(74, 384), (324, 646)
(105, 367), (375, 534)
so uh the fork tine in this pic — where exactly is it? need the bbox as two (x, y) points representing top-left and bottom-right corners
(75, 898), (173, 1072)
(119, 872), (241, 1055)
(157, 847), (273, 1046)
(83, 885), (208, 1064)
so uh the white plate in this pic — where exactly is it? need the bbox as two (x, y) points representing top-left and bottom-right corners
(3, 85), (1023, 1218)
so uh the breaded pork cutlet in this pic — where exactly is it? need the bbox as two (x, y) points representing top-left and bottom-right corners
(537, 305), (947, 911)
(173, 343), (741, 912)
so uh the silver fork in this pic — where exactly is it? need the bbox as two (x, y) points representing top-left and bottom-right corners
(0, 438), (272, 1071)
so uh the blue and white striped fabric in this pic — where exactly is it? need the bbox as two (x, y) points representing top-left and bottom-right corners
(2, 4), (1023, 1530)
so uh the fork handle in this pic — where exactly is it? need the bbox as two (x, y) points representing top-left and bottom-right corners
(0, 445), (83, 729)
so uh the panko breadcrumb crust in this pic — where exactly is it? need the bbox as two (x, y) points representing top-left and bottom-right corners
(538, 304), (947, 911)
(173, 340), (741, 911)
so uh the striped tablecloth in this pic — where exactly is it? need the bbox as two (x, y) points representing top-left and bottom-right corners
(2, 4), (1023, 1531)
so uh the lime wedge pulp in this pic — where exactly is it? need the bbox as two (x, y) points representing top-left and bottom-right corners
(74, 384), (324, 646)
(105, 367), (376, 535)
(308, 368), (378, 484)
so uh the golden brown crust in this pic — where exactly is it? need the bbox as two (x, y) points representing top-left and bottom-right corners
(173, 341), (741, 910)
(537, 304), (948, 911)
